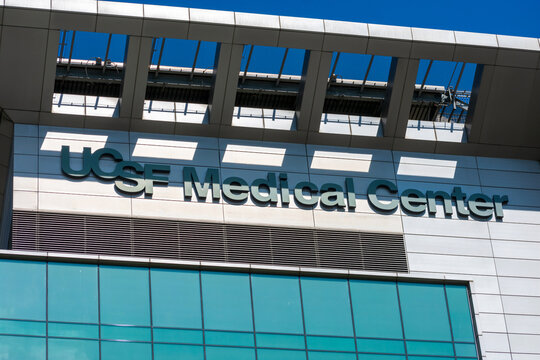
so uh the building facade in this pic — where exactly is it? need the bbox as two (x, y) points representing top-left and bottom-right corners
(0, 2), (539, 360)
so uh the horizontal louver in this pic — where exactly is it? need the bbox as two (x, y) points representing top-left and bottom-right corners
(11, 210), (407, 272)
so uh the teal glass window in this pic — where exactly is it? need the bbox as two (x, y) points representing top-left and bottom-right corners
(205, 330), (254, 347)
(251, 274), (303, 334)
(406, 340), (454, 356)
(0, 335), (45, 360)
(257, 348), (306, 360)
(300, 277), (353, 337)
(0, 260), (45, 320)
(398, 283), (452, 341)
(48, 339), (98, 360)
(101, 325), (152, 341)
(154, 344), (204, 360)
(307, 351), (356, 360)
(101, 341), (152, 360)
(446, 285), (475, 342)
(151, 269), (202, 329)
(48, 263), (98, 323)
(48, 322), (99, 339)
(356, 339), (405, 354)
(153, 328), (203, 344)
(455, 343), (477, 357)
(205, 346), (256, 360)
(256, 334), (305, 350)
(99, 266), (150, 326)
(350, 280), (402, 339)
(0, 319), (45, 336)
(201, 272), (253, 331)
(358, 355), (405, 360)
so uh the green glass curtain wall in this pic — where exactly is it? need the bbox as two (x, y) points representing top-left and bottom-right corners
(0, 259), (479, 360)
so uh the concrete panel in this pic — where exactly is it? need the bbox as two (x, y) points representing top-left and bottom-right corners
(132, 132), (218, 150)
(489, 223), (540, 242)
(13, 154), (38, 174)
(188, 8), (234, 43)
(131, 144), (220, 167)
(410, 27), (455, 61)
(502, 296), (540, 316)
(405, 119), (436, 141)
(499, 207), (540, 226)
(479, 169), (540, 190)
(39, 126), (129, 143)
(509, 334), (540, 353)
(393, 151), (478, 168)
(506, 315), (540, 335)
(495, 258), (540, 278)
(405, 234), (493, 257)
(308, 156), (395, 179)
(498, 277), (540, 296)
(493, 241), (540, 260)
(481, 187), (540, 209)
(323, 20), (368, 53)
(13, 175), (38, 192)
(313, 210), (403, 233)
(220, 150), (307, 174)
(402, 216), (490, 238)
(434, 121), (467, 143)
(50, 0), (97, 32)
(38, 192), (131, 217)
(14, 136), (38, 155)
(395, 163), (481, 186)
(39, 174), (119, 198)
(133, 197), (224, 222)
(453, 31), (498, 64)
(307, 144), (392, 162)
(233, 12), (279, 46)
(142, 7), (189, 38)
(477, 157), (540, 173)
(12, 190), (38, 211)
(3, 6), (50, 28)
(478, 313), (508, 334)
(223, 204), (315, 228)
(0, 26), (48, 111)
(14, 124), (38, 138)
(278, 16), (324, 50)
(367, 24), (412, 57)
(479, 332), (510, 353)
(97, 2), (143, 35)
(408, 253), (496, 276)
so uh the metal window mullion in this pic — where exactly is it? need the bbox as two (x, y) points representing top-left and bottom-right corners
(97, 265), (102, 360)
(248, 274), (258, 360)
(45, 262), (48, 360)
(148, 268), (155, 360)
(298, 277), (309, 360)
(443, 285), (458, 360)
(346, 279), (359, 360)
(395, 282), (409, 360)
(199, 271), (207, 360)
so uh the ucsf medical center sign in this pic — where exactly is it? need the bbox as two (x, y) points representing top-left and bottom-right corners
(61, 146), (509, 220)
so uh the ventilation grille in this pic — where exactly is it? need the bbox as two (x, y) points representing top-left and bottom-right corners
(11, 210), (408, 272)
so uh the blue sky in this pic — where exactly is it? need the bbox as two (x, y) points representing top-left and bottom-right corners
(63, 0), (539, 91)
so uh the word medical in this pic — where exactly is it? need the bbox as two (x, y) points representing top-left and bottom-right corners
(61, 146), (508, 219)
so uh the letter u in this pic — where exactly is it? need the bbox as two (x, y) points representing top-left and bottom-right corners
(61, 145), (92, 178)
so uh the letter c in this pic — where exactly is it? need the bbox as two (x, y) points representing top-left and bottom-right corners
(367, 180), (399, 212)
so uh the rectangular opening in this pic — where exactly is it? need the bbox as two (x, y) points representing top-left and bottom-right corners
(53, 31), (127, 118)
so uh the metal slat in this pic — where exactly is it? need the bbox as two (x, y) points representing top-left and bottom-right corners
(10, 210), (408, 273)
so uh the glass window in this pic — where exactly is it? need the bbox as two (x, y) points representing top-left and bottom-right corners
(398, 283), (451, 341)
(101, 325), (152, 341)
(153, 328), (203, 344)
(0, 319), (45, 336)
(0, 260), (45, 320)
(446, 285), (475, 342)
(251, 274), (303, 334)
(307, 351), (356, 360)
(358, 355), (405, 360)
(406, 340), (454, 356)
(151, 269), (202, 329)
(154, 344), (204, 360)
(99, 266), (150, 326)
(0, 335), (45, 360)
(350, 280), (402, 339)
(201, 272), (253, 331)
(48, 339), (98, 360)
(306, 336), (355, 352)
(101, 341), (152, 360)
(48, 322), (99, 339)
(48, 263), (98, 323)
(205, 330), (254, 347)
(455, 343), (477, 357)
(356, 339), (405, 354)
(257, 348), (306, 360)
(205, 346), (255, 360)
(300, 277), (353, 337)
(256, 334), (305, 350)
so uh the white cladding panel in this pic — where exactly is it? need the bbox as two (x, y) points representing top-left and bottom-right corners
(12, 124), (540, 360)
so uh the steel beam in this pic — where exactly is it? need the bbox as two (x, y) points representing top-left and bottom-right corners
(465, 64), (494, 143)
(208, 43), (243, 125)
(295, 50), (333, 132)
